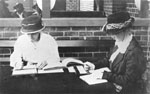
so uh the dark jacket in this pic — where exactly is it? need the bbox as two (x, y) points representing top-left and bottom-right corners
(95, 37), (147, 93)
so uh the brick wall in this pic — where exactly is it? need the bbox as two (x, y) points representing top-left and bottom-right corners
(0, 18), (149, 60)
(126, 3), (139, 17)
(103, 0), (149, 18)
(103, 0), (126, 16)
(144, 24), (150, 94)
(0, 18), (111, 62)
(0, 18), (149, 93)
(126, 0), (150, 18)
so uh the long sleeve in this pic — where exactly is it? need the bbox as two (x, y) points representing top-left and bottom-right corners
(94, 45), (118, 69)
(102, 47), (146, 87)
(10, 38), (22, 67)
(94, 57), (110, 69)
(47, 40), (60, 66)
(44, 35), (60, 67)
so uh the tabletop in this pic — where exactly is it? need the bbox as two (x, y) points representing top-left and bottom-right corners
(0, 66), (115, 94)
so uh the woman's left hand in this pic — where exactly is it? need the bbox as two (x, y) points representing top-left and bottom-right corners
(90, 70), (104, 79)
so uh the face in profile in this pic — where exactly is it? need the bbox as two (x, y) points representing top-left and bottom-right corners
(16, 7), (24, 13)
(109, 30), (126, 42)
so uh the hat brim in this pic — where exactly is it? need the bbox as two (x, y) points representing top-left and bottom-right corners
(102, 24), (130, 35)
(20, 25), (45, 34)
(105, 28), (124, 35)
(101, 18), (134, 35)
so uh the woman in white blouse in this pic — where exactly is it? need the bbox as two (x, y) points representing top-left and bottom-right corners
(10, 15), (60, 70)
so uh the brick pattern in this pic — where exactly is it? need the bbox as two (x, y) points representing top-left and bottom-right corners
(103, 0), (126, 16)
(0, 26), (111, 61)
(144, 25), (150, 94)
(103, 0), (146, 17)
(126, 3), (139, 17)
(126, 1), (150, 18)
(0, 20), (149, 94)
(0, 26), (148, 59)
(126, 0), (134, 3)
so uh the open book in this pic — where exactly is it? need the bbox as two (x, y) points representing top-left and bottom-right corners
(61, 58), (88, 74)
(80, 67), (110, 85)
(12, 58), (88, 76)
(61, 58), (84, 67)
(62, 58), (88, 75)
(12, 63), (65, 76)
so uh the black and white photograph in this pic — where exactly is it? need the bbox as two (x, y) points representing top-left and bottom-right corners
(0, 0), (150, 94)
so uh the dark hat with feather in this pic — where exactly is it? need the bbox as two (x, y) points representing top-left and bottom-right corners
(102, 11), (135, 34)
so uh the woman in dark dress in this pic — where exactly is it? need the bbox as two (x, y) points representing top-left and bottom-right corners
(11, 3), (28, 19)
(84, 11), (147, 94)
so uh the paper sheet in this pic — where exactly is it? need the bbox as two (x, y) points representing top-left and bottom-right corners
(38, 69), (63, 74)
(76, 66), (88, 74)
(80, 74), (108, 85)
(68, 66), (76, 72)
(80, 68), (110, 85)
(91, 67), (111, 73)
(12, 68), (37, 76)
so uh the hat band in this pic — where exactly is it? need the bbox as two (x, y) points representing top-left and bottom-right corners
(22, 22), (43, 31)
(105, 17), (134, 31)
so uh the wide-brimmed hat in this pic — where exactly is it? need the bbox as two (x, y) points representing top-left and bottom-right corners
(102, 11), (135, 34)
(13, 3), (24, 10)
(21, 15), (45, 34)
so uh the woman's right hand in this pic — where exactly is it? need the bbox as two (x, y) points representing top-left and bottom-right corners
(84, 61), (95, 73)
(14, 61), (24, 70)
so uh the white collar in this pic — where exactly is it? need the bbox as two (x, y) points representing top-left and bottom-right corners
(115, 34), (133, 53)
(109, 34), (133, 63)
(17, 12), (23, 19)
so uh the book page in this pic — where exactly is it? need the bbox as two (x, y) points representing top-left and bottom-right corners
(43, 62), (66, 70)
(80, 68), (109, 85)
(76, 66), (88, 74)
(39, 62), (65, 73)
(62, 58), (84, 67)
(38, 69), (64, 74)
(12, 68), (37, 76)
(68, 66), (76, 72)
(23, 65), (37, 69)
(80, 74), (108, 85)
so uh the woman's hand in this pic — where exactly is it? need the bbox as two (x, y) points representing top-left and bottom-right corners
(90, 70), (103, 79)
(84, 61), (95, 73)
(14, 61), (24, 70)
(37, 61), (48, 70)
